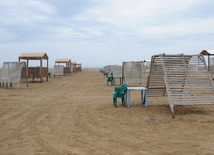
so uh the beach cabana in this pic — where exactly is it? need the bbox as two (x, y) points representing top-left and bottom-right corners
(76, 63), (82, 72)
(72, 61), (77, 73)
(18, 53), (49, 82)
(55, 59), (72, 75)
(200, 50), (214, 74)
(147, 53), (214, 118)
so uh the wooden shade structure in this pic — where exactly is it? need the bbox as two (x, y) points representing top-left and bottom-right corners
(55, 59), (71, 64)
(76, 62), (82, 72)
(71, 61), (77, 73)
(200, 50), (214, 73)
(147, 53), (214, 118)
(55, 59), (72, 75)
(18, 53), (49, 82)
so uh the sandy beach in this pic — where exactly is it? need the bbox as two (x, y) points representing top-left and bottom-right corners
(0, 70), (214, 155)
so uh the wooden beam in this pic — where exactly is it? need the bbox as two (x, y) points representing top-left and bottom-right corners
(40, 59), (42, 82)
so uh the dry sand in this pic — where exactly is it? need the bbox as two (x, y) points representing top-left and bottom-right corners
(0, 71), (214, 155)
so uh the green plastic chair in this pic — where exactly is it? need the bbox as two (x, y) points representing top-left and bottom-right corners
(113, 83), (128, 107)
(104, 72), (108, 77)
(107, 73), (114, 86)
(48, 72), (51, 78)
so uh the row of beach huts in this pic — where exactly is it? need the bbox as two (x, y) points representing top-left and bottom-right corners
(0, 52), (82, 89)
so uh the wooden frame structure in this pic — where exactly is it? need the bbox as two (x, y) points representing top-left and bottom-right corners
(72, 62), (77, 73)
(76, 63), (82, 72)
(18, 53), (49, 82)
(55, 59), (72, 75)
(200, 50), (214, 74)
(147, 53), (214, 118)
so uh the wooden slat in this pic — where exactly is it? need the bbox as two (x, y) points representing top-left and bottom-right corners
(191, 93), (214, 96)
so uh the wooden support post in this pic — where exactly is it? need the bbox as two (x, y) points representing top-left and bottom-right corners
(208, 54), (210, 72)
(47, 58), (49, 81)
(40, 59), (43, 82)
(26, 60), (29, 87)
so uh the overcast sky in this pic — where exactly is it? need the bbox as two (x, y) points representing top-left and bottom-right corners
(0, 0), (214, 68)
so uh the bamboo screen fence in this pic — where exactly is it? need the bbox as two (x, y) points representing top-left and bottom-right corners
(53, 65), (64, 77)
(0, 62), (27, 89)
(123, 61), (146, 85)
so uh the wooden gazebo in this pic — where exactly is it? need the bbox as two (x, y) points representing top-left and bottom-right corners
(18, 53), (49, 82)
(76, 63), (82, 72)
(200, 50), (214, 74)
(55, 59), (72, 75)
(72, 61), (77, 73)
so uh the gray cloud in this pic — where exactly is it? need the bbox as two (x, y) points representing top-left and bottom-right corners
(0, 0), (214, 67)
